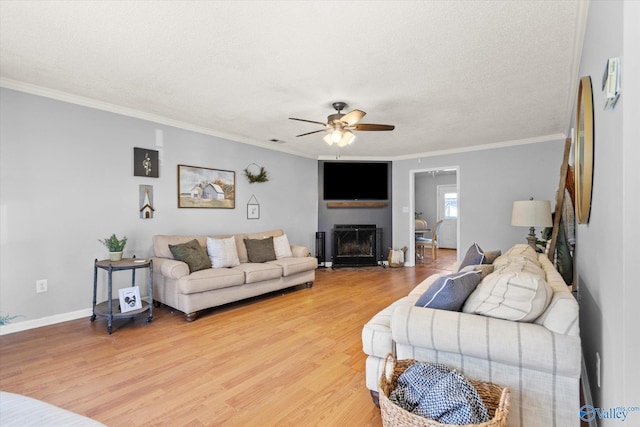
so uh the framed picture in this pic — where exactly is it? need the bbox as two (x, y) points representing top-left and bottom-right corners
(178, 164), (235, 209)
(133, 147), (159, 178)
(247, 204), (260, 219)
(118, 286), (142, 313)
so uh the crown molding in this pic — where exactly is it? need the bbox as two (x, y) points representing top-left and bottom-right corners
(0, 78), (317, 160)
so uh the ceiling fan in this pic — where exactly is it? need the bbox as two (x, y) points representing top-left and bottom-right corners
(289, 101), (395, 147)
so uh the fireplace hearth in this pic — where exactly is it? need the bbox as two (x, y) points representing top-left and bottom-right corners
(332, 224), (382, 267)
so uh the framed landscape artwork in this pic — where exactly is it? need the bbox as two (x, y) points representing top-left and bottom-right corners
(177, 164), (235, 209)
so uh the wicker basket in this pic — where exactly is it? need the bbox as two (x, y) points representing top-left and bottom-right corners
(379, 354), (510, 427)
(388, 247), (408, 268)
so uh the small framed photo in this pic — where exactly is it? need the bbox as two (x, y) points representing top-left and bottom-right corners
(118, 286), (142, 313)
(134, 147), (159, 178)
(247, 204), (260, 219)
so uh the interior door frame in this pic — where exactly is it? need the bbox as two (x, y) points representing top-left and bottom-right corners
(408, 166), (460, 265)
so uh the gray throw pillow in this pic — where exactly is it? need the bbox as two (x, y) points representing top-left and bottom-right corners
(482, 250), (502, 264)
(169, 239), (212, 273)
(244, 237), (277, 263)
(415, 270), (483, 311)
(459, 243), (485, 270)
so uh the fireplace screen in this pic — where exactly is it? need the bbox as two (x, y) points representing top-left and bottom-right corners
(332, 225), (381, 267)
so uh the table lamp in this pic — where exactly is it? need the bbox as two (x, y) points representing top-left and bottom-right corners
(511, 198), (553, 249)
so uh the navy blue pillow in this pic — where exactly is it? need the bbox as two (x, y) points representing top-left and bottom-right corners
(459, 243), (485, 270)
(415, 270), (483, 311)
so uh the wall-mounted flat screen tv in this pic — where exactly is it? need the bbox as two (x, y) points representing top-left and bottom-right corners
(323, 162), (389, 200)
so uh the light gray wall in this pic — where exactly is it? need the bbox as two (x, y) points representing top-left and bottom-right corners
(0, 88), (318, 326)
(576, 0), (640, 417)
(392, 140), (566, 264)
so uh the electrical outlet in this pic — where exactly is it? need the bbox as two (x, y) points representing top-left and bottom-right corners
(36, 279), (47, 293)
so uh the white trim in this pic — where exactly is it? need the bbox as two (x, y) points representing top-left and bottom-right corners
(581, 354), (598, 427)
(391, 134), (567, 161)
(2, 77), (565, 162)
(0, 77), (317, 160)
(0, 308), (92, 336)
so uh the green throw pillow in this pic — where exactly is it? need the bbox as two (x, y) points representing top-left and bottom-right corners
(169, 239), (211, 273)
(244, 237), (277, 263)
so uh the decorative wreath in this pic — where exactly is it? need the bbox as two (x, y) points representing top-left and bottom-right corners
(244, 163), (269, 183)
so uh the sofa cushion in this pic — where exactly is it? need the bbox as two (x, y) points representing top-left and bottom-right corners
(244, 237), (277, 263)
(206, 236), (240, 268)
(177, 267), (245, 294)
(268, 256), (318, 277)
(534, 254), (580, 335)
(234, 263), (282, 284)
(168, 239), (211, 273)
(463, 269), (553, 322)
(459, 243), (485, 270)
(362, 296), (417, 358)
(415, 270), (482, 311)
(273, 234), (293, 259)
(493, 244), (539, 268)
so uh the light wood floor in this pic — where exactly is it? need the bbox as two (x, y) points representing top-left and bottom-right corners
(0, 250), (457, 426)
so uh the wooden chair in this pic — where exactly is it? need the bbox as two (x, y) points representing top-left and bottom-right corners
(416, 219), (443, 261)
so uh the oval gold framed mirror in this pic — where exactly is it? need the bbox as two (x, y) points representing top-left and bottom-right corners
(575, 76), (594, 224)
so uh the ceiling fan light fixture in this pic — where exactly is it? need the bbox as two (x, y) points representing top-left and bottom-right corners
(323, 133), (335, 146)
(338, 130), (355, 147)
(290, 101), (393, 148)
(331, 129), (343, 143)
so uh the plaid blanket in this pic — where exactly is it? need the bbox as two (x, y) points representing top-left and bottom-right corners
(389, 362), (489, 424)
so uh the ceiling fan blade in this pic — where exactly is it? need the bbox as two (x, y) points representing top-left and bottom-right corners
(340, 109), (366, 126)
(295, 129), (327, 137)
(353, 123), (395, 131)
(289, 117), (327, 126)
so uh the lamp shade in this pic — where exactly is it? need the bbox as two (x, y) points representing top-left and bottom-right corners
(511, 200), (553, 227)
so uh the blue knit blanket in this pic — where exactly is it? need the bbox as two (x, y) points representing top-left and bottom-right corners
(389, 362), (490, 424)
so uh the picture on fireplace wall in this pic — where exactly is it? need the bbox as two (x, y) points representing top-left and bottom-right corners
(177, 164), (235, 209)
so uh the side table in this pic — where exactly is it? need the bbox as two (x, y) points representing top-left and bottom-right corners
(91, 257), (153, 334)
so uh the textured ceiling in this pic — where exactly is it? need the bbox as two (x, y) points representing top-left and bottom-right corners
(0, 1), (588, 159)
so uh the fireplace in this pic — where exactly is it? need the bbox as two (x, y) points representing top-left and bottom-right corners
(332, 224), (382, 267)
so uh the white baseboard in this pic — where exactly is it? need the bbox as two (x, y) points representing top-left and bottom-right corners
(0, 308), (92, 336)
(581, 354), (598, 427)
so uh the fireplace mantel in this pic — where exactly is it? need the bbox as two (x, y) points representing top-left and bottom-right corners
(326, 201), (388, 208)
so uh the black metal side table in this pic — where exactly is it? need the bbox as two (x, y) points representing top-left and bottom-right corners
(91, 257), (153, 334)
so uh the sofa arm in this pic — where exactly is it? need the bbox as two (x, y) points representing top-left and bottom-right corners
(391, 304), (581, 378)
(291, 245), (311, 257)
(151, 257), (190, 279)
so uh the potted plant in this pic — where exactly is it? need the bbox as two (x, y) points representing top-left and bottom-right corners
(99, 234), (128, 261)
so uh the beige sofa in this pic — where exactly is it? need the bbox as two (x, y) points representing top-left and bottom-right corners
(362, 244), (581, 427)
(152, 229), (317, 321)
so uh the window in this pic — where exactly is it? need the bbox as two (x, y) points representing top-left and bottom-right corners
(444, 192), (458, 219)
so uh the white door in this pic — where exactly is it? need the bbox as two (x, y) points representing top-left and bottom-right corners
(437, 185), (458, 249)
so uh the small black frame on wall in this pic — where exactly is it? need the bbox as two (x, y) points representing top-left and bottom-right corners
(133, 147), (159, 178)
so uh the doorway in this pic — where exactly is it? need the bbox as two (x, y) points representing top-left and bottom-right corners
(410, 167), (460, 264)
